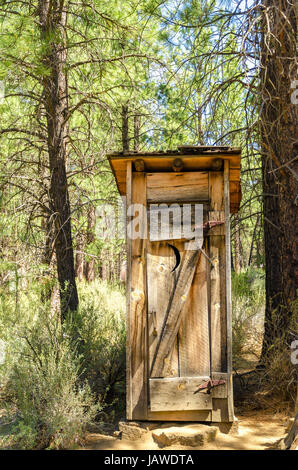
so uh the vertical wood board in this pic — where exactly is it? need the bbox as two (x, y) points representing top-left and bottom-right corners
(224, 160), (234, 421)
(126, 162), (133, 419)
(178, 238), (210, 377)
(129, 172), (148, 419)
(208, 172), (227, 373)
(147, 241), (182, 377)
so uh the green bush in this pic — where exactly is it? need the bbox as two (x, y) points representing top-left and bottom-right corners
(69, 280), (126, 418)
(0, 279), (126, 448)
(1, 307), (98, 449)
(232, 268), (265, 369)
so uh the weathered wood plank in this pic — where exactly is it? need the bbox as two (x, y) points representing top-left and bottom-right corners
(178, 238), (210, 377)
(109, 154), (241, 174)
(148, 203), (206, 242)
(149, 377), (212, 411)
(126, 161), (133, 420)
(150, 248), (201, 377)
(211, 398), (229, 422)
(147, 410), (212, 421)
(148, 204), (185, 242)
(209, 172), (224, 210)
(147, 172), (209, 203)
(209, 172), (226, 373)
(224, 159), (234, 422)
(147, 241), (182, 378)
(211, 372), (228, 399)
(207, 210), (225, 236)
(209, 238), (221, 371)
(110, 157), (241, 211)
(129, 172), (148, 419)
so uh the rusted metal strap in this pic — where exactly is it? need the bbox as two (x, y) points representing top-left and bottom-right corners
(194, 220), (224, 231)
(194, 379), (226, 395)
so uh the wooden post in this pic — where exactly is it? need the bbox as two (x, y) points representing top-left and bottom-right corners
(126, 161), (132, 419)
(208, 172), (225, 373)
(129, 171), (148, 419)
(224, 159), (234, 422)
(134, 114), (140, 152)
(135, 158), (145, 172)
(122, 105), (129, 153)
(172, 158), (184, 172)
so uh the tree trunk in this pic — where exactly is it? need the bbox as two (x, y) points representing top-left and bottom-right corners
(197, 106), (204, 145)
(260, 0), (298, 360)
(39, 1), (78, 320)
(122, 105), (129, 152)
(248, 215), (259, 267)
(85, 205), (96, 282)
(40, 214), (56, 303)
(75, 232), (85, 281)
(234, 213), (241, 273)
(134, 115), (140, 152)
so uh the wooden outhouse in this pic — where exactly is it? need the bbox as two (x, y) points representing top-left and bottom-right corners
(108, 146), (241, 423)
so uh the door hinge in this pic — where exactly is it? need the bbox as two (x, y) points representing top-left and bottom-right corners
(194, 379), (226, 395)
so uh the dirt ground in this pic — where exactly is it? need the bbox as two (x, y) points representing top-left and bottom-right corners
(80, 410), (290, 451)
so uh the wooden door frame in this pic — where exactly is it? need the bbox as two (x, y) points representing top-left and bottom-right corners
(126, 163), (234, 422)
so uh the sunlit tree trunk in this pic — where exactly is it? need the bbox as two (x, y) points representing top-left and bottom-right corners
(75, 232), (85, 281)
(39, 1), (78, 320)
(260, 0), (297, 360)
(234, 213), (241, 273)
(85, 205), (96, 282)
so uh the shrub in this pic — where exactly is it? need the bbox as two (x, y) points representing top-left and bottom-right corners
(253, 300), (298, 411)
(0, 279), (126, 448)
(232, 268), (265, 369)
(1, 309), (98, 449)
(69, 280), (126, 418)
(233, 288), (297, 412)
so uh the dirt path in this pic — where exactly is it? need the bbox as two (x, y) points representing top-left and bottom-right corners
(80, 410), (289, 451)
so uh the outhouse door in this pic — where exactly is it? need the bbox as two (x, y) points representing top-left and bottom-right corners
(147, 236), (213, 415)
(121, 160), (238, 423)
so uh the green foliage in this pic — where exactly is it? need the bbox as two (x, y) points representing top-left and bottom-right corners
(232, 268), (265, 369)
(232, 268), (265, 300)
(0, 291), (98, 449)
(0, 279), (126, 448)
(9, 330), (97, 450)
(68, 280), (126, 417)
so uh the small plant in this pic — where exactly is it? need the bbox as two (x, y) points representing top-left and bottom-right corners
(68, 280), (126, 418)
(2, 309), (98, 449)
(253, 301), (298, 411)
(232, 268), (265, 369)
(0, 279), (126, 448)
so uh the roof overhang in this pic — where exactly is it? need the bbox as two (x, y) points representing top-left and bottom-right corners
(108, 146), (241, 213)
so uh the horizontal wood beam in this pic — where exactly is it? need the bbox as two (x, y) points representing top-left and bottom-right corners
(149, 377), (212, 411)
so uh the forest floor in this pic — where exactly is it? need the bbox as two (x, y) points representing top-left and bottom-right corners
(0, 407), (291, 450)
(79, 410), (289, 451)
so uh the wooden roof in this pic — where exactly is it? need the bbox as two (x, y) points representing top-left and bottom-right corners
(108, 146), (241, 213)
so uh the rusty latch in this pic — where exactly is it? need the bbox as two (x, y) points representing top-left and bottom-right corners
(194, 379), (226, 395)
(194, 220), (224, 231)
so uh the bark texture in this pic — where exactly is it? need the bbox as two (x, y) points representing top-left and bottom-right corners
(260, 0), (298, 359)
(85, 205), (96, 282)
(39, 1), (78, 319)
(234, 213), (241, 273)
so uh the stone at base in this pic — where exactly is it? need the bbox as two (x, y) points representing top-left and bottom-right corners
(152, 424), (218, 448)
(118, 421), (150, 440)
(126, 421), (162, 431)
